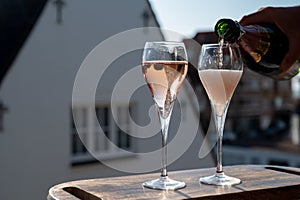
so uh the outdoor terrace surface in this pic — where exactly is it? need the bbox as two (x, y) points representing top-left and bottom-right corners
(48, 165), (300, 199)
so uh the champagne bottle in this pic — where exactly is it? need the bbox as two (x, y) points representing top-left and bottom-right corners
(214, 18), (300, 80)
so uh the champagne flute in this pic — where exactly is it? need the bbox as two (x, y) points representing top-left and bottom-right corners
(141, 41), (188, 190)
(198, 43), (243, 186)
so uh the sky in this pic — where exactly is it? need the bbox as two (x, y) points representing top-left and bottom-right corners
(149, 0), (300, 41)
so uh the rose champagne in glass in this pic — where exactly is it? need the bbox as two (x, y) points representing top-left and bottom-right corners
(142, 41), (188, 190)
(198, 43), (243, 186)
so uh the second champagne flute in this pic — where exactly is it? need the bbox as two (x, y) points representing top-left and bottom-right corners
(198, 43), (243, 186)
(141, 41), (188, 190)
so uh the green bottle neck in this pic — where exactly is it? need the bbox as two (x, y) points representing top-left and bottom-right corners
(215, 19), (244, 43)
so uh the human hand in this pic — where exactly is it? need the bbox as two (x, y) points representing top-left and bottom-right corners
(240, 6), (300, 71)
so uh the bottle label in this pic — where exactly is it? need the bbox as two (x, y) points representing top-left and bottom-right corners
(240, 25), (271, 63)
(252, 25), (271, 62)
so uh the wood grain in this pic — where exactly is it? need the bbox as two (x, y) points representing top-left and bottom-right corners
(48, 165), (300, 200)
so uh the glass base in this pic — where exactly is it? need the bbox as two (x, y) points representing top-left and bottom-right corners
(143, 176), (186, 190)
(200, 172), (241, 186)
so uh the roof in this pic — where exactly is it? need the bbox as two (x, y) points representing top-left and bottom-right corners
(0, 0), (47, 87)
(0, 0), (164, 88)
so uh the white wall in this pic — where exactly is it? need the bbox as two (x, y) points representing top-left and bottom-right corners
(0, 0), (213, 199)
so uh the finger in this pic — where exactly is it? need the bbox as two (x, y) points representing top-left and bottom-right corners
(239, 7), (274, 26)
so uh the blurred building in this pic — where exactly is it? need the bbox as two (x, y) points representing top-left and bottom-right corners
(184, 32), (300, 168)
(0, 1), (214, 199)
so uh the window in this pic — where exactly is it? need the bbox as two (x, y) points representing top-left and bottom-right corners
(71, 107), (88, 155)
(0, 101), (8, 133)
(71, 103), (134, 164)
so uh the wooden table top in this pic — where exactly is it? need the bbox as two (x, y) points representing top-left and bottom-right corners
(48, 165), (300, 200)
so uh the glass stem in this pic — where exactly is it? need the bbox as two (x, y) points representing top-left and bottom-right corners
(216, 114), (224, 173)
(213, 102), (230, 173)
(160, 114), (170, 177)
(157, 101), (174, 178)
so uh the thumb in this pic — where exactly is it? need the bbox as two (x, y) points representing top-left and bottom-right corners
(239, 7), (273, 26)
